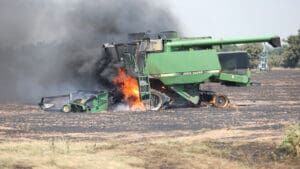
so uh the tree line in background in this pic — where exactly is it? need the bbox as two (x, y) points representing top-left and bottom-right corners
(218, 29), (300, 68)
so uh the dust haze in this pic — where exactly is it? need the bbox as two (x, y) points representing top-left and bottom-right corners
(0, 0), (178, 103)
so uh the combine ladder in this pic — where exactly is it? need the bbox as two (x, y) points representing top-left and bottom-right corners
(137, 75), (151, 109)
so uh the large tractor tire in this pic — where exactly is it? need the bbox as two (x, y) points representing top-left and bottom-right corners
(212, 94), (229, 108)
(150, 90), (163, 111)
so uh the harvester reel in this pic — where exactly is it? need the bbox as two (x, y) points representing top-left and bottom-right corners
(150, 90), (163, 111)
(62, 104), (71, 113)
(212, 94), (229, 108)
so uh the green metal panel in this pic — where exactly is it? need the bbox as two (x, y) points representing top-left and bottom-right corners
(169, 85), (200, 104)
(219, 70), (251, 85)
(88, 93), (108, 113)
(159, 73), (216, 85)
(144, 49), (221, 85)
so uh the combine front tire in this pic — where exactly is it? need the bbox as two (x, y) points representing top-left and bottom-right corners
(212, 94), (229, 108)
(62, 104), (71, 113)
(150, 90), (163, 111)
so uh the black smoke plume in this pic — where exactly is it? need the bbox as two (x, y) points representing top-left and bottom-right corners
(0, 0), (178, 103)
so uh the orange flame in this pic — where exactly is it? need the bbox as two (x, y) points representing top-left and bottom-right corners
(113, 69), (145, 110)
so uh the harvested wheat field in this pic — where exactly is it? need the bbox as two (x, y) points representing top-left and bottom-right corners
(0, 69), (300, 169)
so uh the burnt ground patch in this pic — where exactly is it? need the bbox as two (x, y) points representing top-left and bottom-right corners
(0, 69), (299, 141)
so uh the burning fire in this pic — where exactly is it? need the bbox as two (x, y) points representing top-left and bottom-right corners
(113, 68), (145, 110)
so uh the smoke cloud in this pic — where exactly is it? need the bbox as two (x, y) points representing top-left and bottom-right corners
(0, 0), (178, 103)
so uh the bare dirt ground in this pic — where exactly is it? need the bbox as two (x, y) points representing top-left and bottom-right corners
(0, 69), (299, 141)
(0, 69), (300, 169)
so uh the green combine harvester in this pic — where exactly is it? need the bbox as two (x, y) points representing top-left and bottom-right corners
(40, 31), (281, 112)
(100, 31), (281, 110)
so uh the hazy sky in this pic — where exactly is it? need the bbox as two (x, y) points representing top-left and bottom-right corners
(169, 0), (300, 38)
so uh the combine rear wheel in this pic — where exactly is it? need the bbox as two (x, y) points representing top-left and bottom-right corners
(212, 94), (229, 108)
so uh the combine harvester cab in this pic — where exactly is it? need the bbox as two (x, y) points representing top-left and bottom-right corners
(100, 31), (281, 110)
